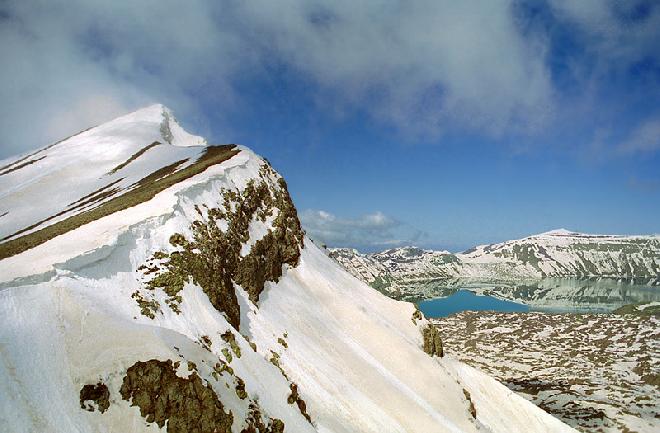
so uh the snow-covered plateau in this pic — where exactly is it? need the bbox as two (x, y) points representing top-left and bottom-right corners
(0, 105), (576, 432)
(330, 231), (660, 302)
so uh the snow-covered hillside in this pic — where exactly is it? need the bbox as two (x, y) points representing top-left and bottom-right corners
(330, 230), (660, 297)
(0, 106), (575, 432)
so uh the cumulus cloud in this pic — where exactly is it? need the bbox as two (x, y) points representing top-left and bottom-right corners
(1, 0), (658, 158)
(300, 209), (427, 251)
(0, 0), (245, 157)
(0, 0), (557, 158)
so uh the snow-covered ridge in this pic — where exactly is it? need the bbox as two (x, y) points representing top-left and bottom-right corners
(0, 106), (575, 432)
(330, 230), (660, 296)
(0, 104), (206, 241)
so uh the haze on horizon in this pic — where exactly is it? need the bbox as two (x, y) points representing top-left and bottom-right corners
(1, 0), (659, 251)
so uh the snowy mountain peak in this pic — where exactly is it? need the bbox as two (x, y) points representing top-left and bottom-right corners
(94, 103), (207, 148)
(0, 105), (232, 280)
(538, 228), (577, 237)
(0, 108), (576, 433)
(157, 105), (208, 147)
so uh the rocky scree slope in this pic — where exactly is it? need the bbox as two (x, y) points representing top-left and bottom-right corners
(0, 106), (575, 433)
(330, 230), (660, 297)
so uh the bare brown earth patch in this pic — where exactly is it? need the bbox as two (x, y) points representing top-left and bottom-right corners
(107, 141), (160, 175)
(1, 178), (127, 244)
(0, 125), (94, 176)
(0, 155), (47, 176)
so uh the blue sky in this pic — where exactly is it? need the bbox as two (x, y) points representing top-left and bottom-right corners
(1, 0), (659, 251)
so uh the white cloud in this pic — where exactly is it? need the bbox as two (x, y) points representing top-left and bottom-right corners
(0, 0), (243, 157)
(300, 209), (426, 250)
(0, 0), (558, 158)
(233, 0), (554, 136)
(547, 0), (660, 77)
(618, 115), (660, 153)
(1, 0), (658, 159)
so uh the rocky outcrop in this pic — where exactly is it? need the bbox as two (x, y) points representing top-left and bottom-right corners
(79, 382), (110, 413)
(141, 163), (304, 328)
(241, 403), (286, 433)
(287, 383), (312, 423)
(422, 324), (444, 358)
(119, 359), (233, 433)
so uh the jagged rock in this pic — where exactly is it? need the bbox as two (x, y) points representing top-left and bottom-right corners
(119, 359), (233, 433)
(462, 389), (477, 418)
(142, 164), (304, 329)
(422, 324), (444, 357)
(287, 383), (312, 423)
(79, 382), (110, 413)
(241, 402), (286, 433)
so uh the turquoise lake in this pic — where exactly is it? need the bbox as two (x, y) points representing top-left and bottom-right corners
(414, 278), (659, 318)
(418, 290), (528, 317)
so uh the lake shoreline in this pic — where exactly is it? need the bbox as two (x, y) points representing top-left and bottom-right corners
(407, 277), (660, 316)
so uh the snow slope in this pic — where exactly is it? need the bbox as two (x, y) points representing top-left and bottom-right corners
(0, 106), (575, 433)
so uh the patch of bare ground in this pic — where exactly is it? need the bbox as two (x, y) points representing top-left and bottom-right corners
(434, 311), (659, 433)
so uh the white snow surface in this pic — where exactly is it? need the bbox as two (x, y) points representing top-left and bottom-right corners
(0, 104), (206, 243)
(0, 106), (576, 432)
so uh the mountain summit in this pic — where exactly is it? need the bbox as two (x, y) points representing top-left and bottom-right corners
(0, 107), (574, 432)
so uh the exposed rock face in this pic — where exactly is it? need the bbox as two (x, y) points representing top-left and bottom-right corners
(287, 383), (312, 423)
(241, 402), (286, 433)
(422, 324), (444, 357)
(462, 389), (476, 419)
(234, 171), (305, 303)
(142, 163), (305, 328)
(79, 382), (110, 413)
(119, 359), (233, 433)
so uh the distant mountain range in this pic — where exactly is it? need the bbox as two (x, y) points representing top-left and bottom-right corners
(330, 229), (660, 299)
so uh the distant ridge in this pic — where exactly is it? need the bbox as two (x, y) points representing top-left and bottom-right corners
(330, 229), (660, 298)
